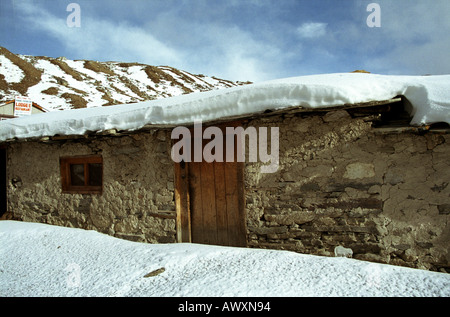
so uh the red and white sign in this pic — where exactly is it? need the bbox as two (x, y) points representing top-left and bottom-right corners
(14, 97), (33, 117)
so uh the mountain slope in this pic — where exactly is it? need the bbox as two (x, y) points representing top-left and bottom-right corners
(0, 47), (251, 111)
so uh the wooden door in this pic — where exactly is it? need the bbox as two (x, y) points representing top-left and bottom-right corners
(174, 123), (247, 247)
(0, 148), (6, 218)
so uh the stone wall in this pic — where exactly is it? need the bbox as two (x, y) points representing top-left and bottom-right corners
(6, 130), (176, 243)
(244, 110), (450, 272)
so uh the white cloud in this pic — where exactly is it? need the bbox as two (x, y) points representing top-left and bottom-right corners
(296, 22), (327, 39)
(144, 9), (286, 82)
(294, 1), (450, 76)
(362, 0), (450, 75)
(11, 0), (450, 81)
(15, 1), (282, 82)
(187, 25), (283, 82)
(16, 2), (182, 67)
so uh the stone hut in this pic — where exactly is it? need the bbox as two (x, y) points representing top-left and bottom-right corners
(0, 73), (449, 272)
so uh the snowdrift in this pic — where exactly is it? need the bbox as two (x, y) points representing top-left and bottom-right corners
(0, 73), (449, 142)
(0, 221), (449, 297)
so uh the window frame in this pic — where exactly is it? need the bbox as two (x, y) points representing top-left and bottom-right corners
(60, 155), (103, 194)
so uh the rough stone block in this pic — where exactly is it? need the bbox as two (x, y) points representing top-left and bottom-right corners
(334, 245), (353, 258)
(438, 204), (450, 215)
(344, 163), (375, 180)
(264, 212), (315, 225)
(249, 226), (288, 235)
(322, 110), (351, 123)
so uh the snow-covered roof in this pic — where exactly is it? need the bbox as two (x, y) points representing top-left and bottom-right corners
(0, 73), (449, 142)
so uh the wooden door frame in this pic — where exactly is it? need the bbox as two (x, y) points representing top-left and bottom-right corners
(175, 159), (191, 242)
(0, 145), (7, 218)
(173, 122), (247, 246)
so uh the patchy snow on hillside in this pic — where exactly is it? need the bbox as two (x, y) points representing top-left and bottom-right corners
(0, 73), (449, 142)
(0, 47), (246, 111)
(0, 221), (449, 297)
(0, 55), (24, 83)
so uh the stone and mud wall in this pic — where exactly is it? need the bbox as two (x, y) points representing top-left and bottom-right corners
(244, 110), (450, 272)
(6, 130), (177, 243)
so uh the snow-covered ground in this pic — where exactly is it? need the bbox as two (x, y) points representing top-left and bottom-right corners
(0, 221), (448, 297)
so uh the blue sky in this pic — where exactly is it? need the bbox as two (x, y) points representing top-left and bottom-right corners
(1, 0), (449, 82)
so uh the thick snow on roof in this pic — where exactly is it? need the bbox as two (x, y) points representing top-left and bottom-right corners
(1, 73), (449, 141)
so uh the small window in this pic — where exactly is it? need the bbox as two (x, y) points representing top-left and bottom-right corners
(60, 155), (103, 194)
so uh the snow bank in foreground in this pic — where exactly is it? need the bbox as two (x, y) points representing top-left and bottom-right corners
(1, 73), (449, 142)
(0, 221), (449, 297)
